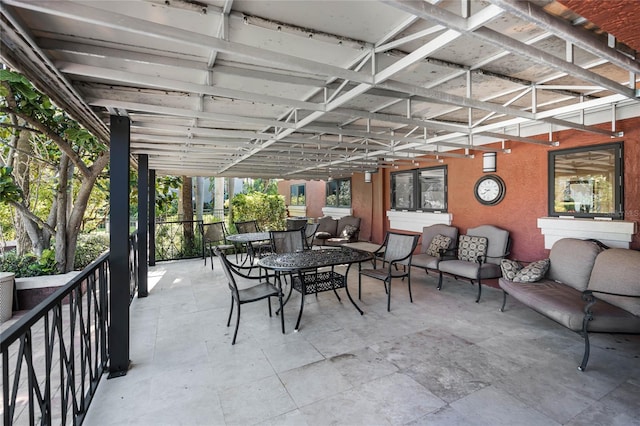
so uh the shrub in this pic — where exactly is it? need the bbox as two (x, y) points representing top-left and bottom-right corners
(0, 249), (57, 278)
(74, 232), (109, 269)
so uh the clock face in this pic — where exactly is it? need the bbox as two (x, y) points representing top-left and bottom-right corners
(474, 175), (506, 205)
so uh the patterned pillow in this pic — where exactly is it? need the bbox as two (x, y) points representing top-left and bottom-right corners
(341, 224), (359, 239)
(457, 235), (488, 262)
(513, 259), (550, 283)
(500, 259), (522, 280)
(427, 234), (451, 257)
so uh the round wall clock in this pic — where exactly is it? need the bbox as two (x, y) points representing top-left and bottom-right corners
(474, 174), (506, 205)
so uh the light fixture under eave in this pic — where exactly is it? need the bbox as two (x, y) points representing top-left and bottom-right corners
(364, 171), (372, 183)
(483, 152), (497, 173)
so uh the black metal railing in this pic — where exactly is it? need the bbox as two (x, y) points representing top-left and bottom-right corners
(1, 253), (110, 425)
(129, 232), (138, 302)
(154, 219), (204, 261)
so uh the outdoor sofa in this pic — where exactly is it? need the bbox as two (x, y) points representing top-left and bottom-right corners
(313, 215), (361, 246)
(498, 237), (640, 371)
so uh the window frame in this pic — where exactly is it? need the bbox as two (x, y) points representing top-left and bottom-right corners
(548, 142), (624, 220)
(390, 165), (448, 212)
(290, 183), (306, 206)
(325, 177), (351, 208)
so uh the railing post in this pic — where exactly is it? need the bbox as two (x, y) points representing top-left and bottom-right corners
(149, 169), (156, 267)
(108, 115), (130, 377)
(138, 154), (149, 297)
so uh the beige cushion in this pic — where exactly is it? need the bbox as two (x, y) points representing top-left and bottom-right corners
(547, 238), (602, 292)
(588, 248), (640, 316)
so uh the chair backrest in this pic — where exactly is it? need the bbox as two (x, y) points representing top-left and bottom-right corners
(215, 248), (240, 297)
(382, 232), (420, 266)
(201, 221), (227, 244)
(270, 229), (305, 254)
(467, 225), (510, 265)
(419, 224), (459, 254)
(304, 222), (320, 248)
(235, 220), (260, 234)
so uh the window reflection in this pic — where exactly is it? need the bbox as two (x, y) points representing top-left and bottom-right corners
(549, 143), (623, 219)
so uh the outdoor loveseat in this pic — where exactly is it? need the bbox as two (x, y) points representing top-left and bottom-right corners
(499, 237), (640, 371)
(313, 215), (361, 246)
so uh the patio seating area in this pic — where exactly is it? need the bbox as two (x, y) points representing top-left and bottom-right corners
(82, 257), (640, 425)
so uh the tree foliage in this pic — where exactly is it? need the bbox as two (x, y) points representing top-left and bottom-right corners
(230, 192), (286, 231)
(1, 69), (109, 272)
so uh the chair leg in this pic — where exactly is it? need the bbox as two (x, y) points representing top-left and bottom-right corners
(407, 274), (413, 303)
(475, 278), (482, 303)
(227, 297), (234, 326)
(437, 271), (444, 290)
(386, 278), (391, 312)
(278, 293), (285, 334)
(500, 291), (508, 312)
(232, 302), (241, 345)
(267, 297), (272, 317)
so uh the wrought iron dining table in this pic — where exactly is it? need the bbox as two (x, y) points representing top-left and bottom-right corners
(226, 232), (270, 264)
(258, 247), (373, 331)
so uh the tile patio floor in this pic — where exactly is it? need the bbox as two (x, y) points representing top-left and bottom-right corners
(83, 257), (640, 425)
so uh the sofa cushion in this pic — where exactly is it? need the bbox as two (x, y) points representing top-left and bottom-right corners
(316, 216), (338, 236)
(588, 248), (640, 316)
(513, 259), (550, 283)
(341, 224), (359, 239)
(500, 259), (522, 280)
(457, 235), (487, 262)
(336, 216), (360, 239)
(547, 238), (602, 292)
(426, 234), (451, 257)
(499, 278), (640, 333)
(314, 231), (332, 240)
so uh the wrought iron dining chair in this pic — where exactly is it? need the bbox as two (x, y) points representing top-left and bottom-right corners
(199, 221), (237, 269)
(358, 231), (420, 312)
(304, 222), (320, 249)
(269, 228), (313, 302)
(234, 219), (270, 262)
(215, 247), (285, 345)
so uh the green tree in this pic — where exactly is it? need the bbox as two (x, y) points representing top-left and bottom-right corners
(0, 69), (109, 272)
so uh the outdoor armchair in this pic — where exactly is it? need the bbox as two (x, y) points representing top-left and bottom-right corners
(411, 224), (459, 276)
(437, 225), (511, 303)
(358, 231), (419, 312)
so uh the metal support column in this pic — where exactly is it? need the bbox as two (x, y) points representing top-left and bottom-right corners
(149, 169), (156, 266)
(137, 154), (149, 297)
(108, 115), (130, 378)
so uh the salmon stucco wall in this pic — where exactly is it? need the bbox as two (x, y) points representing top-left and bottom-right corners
(277, 180), (326, 219)
(377, 117), (640, 261)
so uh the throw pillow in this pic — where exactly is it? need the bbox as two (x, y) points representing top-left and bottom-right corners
(315, 231), (332, 240)
(513, 258), (550, 283)
(341, 224), (358, 239)
(457, 235), (488, 262)
(426, 234), (451, 257)
(500, 259), (522, 280)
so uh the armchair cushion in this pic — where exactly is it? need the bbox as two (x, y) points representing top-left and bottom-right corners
(426, 234), (451, 257)
(512, 259), (550, 283)
(457, 235), (487, 262)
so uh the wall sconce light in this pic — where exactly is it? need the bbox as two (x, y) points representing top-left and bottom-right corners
(364, 171), (372, 183)
(483, 152), (497, 173)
